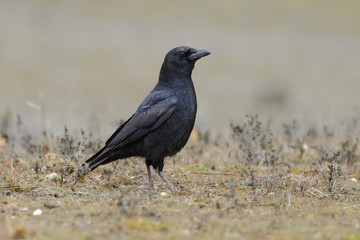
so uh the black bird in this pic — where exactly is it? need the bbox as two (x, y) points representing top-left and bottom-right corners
(85, 46), (210, 189)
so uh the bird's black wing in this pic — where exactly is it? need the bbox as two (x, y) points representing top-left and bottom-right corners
(90, 90), (178, 160)
(85, 90), (177, 168)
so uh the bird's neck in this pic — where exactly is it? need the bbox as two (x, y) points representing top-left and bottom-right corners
(158, 64), (194, 88)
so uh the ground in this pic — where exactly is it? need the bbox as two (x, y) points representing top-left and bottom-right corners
(1, 121), (360, 240)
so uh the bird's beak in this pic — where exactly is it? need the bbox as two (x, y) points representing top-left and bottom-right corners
(188, 49), (211, 61)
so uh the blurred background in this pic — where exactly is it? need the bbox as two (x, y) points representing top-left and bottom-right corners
(1, 0), (360, 137)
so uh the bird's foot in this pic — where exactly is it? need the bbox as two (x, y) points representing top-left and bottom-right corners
(158, 171), (177, 190)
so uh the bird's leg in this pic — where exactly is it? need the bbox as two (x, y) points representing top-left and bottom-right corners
(146, 165), (154, 190)
(157, 170), (175, 189)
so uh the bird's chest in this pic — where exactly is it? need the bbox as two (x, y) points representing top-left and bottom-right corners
(152, 87), (196, 148)
(173, 88), (197, 136)
(176, 86), (197, 116)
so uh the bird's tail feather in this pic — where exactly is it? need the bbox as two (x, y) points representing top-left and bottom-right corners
(74, 146), (129, 188)
(87, 156), (109, 170)
(85, 146), (111, 170)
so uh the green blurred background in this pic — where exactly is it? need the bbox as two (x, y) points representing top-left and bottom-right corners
(1, 0), (360, 136)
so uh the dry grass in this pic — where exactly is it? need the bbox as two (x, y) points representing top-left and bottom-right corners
(1, 117), (360, 240)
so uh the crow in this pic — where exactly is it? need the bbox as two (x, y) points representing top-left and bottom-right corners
(84, 46), (210, 189)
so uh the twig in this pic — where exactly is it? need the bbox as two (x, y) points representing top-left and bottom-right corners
(186, 171), (241, 177)
(311, 187), (329, 197)
(306, 189), (321, 198)
(306, 187), (329, 198)
(287, 190), (291, 209)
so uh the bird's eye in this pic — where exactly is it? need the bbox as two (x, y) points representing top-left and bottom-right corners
(180, 51), (186, 57)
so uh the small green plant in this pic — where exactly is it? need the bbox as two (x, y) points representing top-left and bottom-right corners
(59, 126), (75, 156)
(283, 119), (319, 160)
(231, 115), (282, 193)
(58, 127), (98, 163)
(78, 128), (102, 154)
(315, 150), (343, 192)
(295, 174), (311, 196)
(241, 149), (257, 193)
(282, 119), (300, 142)
(3, 177), (22, 192)
(21, 134), (37, 154)
(341, 137), (358, 165)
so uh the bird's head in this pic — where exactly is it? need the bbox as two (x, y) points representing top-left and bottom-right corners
(160, 46), (211, 80)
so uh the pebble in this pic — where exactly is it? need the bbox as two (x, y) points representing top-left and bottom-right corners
(302, 143), (309, 150)
(45, 173), (60, 180)
(32, 209), (42, 216)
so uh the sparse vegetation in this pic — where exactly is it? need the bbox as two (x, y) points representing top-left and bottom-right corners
(231, 115), (283, 194)
(2, 112), (359, 239)
(315, 150), (344, 193)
